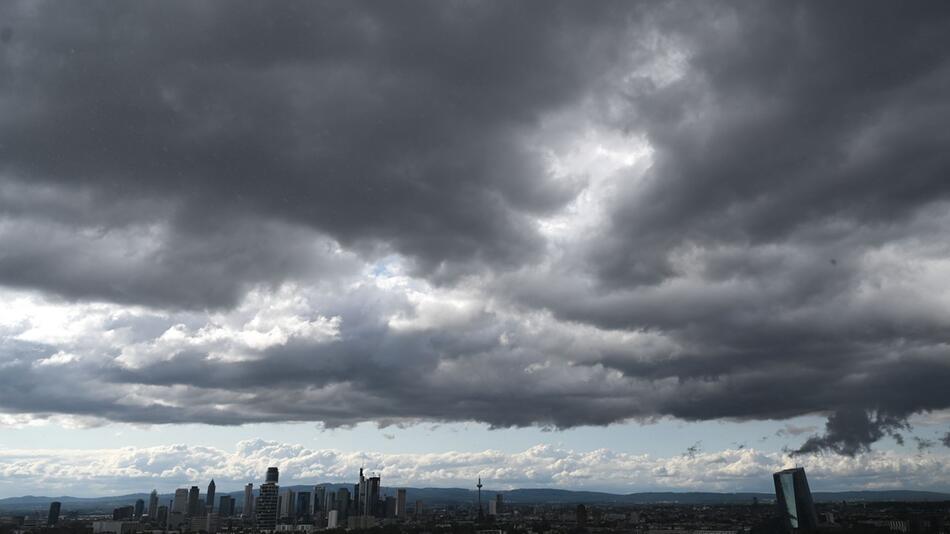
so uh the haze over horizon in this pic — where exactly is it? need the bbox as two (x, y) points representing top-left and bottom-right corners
(1, 1), (950, 499)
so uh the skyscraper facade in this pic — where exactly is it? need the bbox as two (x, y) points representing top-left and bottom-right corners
(243, 483), (254, 518)
(219, 496), (236, 518)
(366, 476), (381, 517)
(336, 487), (350, 522)
(773, 467), (818, 532)
(47, 501), (61, 527)
(134, 499), (145, 519)
(296, 492), (311, 522)
(207, 479), (216, 513)
(314, 486), (326, 518)
(356, 468), (366, 516)
(188, 486), (200, 517)
(279, 488), (296, 521)
(148, 490), (159, 520)
(173, 489), (189, 514)
(256, 467), (280, 531)
(395, 489), (406, 518)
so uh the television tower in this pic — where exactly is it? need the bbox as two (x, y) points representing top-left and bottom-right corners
(476, 477), (483, 520)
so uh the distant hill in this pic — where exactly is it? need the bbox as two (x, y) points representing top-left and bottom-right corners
(1, 487), (947, 515)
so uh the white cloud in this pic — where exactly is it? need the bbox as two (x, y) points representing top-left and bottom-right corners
(0, 440), (948, 498)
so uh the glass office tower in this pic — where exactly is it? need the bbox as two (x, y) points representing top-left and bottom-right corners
(773, 467), (818, 532)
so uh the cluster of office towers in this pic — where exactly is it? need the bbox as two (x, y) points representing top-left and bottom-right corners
(122, 467), (414, 532)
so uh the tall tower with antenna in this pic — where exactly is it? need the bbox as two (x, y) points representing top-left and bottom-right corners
(476, 477), (483, 520)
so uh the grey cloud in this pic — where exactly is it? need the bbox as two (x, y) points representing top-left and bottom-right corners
(0, 0), (634, 306)
(914, 437), (935, 452)
(792, 409), (910, 457)
(500, 1), (950, 454)
(0, 0), (948, 456)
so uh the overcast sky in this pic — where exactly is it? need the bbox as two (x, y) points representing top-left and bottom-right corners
(2, 1), (950, 497)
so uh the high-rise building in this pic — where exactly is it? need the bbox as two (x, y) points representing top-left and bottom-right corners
(489, 493), (503, 516)
(384, 496), (396, 519)
(156, 505), (168, 527)
(188, 486), (200, 517)
(113, 505), (134, 520)
(148, 490), (159, 521)
(256, 467), (280, 531)
(366, 476), (381, 517)
(207, 480), (216, 513)
(356, 468), (366, 516)
(414, 500), (423, 517)
(773, 467), (818, 532)
(335, 488), (350, 522)
(219, 496), (235, 518)
(279, 488), (296, 520)
(296, 492), (311, 522)
(314, 486), (326, 517)
(173, 489), (189, 515)
(134, 499), (145, 519)
(47, 501), (61, 526)
(327, 510), (338, 529)
(243, 483), (254, 518)
(395, 489), (406, 518)
(576, 504), (587, 526)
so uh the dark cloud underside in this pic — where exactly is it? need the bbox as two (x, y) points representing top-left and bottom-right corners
(1, 0), (949, 456)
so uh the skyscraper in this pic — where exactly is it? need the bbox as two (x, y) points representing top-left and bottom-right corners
(384, 496), (396, 519)
(47, 501), (61, 526)
(207, 480), (216, 513)
(279, 488), (296, 521)
(219, 495), (235, 518)
(134, 499), (145, 519)
(314, 486), (326, 518)
(296, 492), (311, 522)
(368, 476), (381, 517)
(356, 468), (366, 516)
(256, 467), (280, 531)
(243, 483), (254, 518)
(773, 467), (818, 532)
(148, 490), (159, 521)
(395, 489), (406, 518)
(188, 486), (200, 517)
(335, 488), (350, 522)
(173, 489), (189, 514)
(489, 493), (503, 516)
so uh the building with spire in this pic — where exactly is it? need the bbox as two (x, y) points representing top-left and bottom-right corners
(207, 480), (216, 513)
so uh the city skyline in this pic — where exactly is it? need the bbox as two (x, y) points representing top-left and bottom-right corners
(2, 0), (950, 505)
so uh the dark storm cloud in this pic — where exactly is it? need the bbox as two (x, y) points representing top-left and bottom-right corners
(1, 0), (949, 456)
(0, 0), (633, 306)
(502, 1), (950, 454)
(792, 409), (909, 457)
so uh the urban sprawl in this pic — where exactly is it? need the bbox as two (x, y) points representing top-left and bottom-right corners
(5, 468), (950, 534)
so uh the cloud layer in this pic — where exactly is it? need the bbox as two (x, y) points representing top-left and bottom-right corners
(1, 0), (950, 457)
(2, 439), (949, 498)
